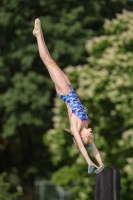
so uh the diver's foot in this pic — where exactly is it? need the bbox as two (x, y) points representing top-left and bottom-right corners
(94, 164), (104, 174)
(32, 18), (42, 37)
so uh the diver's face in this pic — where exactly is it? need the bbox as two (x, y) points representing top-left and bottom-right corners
(80, 128), (93, 145)
(81, 128), (93, 138)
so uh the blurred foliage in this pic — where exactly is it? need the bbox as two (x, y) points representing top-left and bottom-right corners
(39, 0), (133, 67)
(44, 10), (133, 200)
(0, 0), (133, 199)
(0, 172), (22, 200)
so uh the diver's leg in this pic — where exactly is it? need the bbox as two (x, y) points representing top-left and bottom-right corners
(33, 18), (70, 94)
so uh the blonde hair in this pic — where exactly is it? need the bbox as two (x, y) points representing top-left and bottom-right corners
(61, 125), (93, 147)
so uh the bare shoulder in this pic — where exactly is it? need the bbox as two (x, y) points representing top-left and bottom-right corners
(70, 118), (82, 135)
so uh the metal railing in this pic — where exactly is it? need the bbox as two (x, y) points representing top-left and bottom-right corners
(35, 180), (71, 200)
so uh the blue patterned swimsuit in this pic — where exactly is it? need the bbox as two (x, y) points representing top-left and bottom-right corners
(57, 84), (88, 123)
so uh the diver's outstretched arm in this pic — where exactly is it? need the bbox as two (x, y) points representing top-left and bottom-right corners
(71, 127), (98, 173)
(90, 143), (104, 173)
(90, 143), (103, 165)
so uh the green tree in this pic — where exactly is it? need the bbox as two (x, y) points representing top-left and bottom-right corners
(0, 1), (54, 199)
(44, 9), (133, 200)
(0, 172), (22, 200)
(39, 0), (133, 67)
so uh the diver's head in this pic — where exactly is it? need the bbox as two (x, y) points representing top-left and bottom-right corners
(80, 128), (93, 147)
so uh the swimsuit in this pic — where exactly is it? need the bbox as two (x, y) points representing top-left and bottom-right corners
(57, 84), (89, 123)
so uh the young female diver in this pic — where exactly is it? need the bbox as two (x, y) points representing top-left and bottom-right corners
(33, 18), (104, 174)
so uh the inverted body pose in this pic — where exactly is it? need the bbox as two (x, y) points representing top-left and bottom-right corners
(33, 18), (104, 174)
